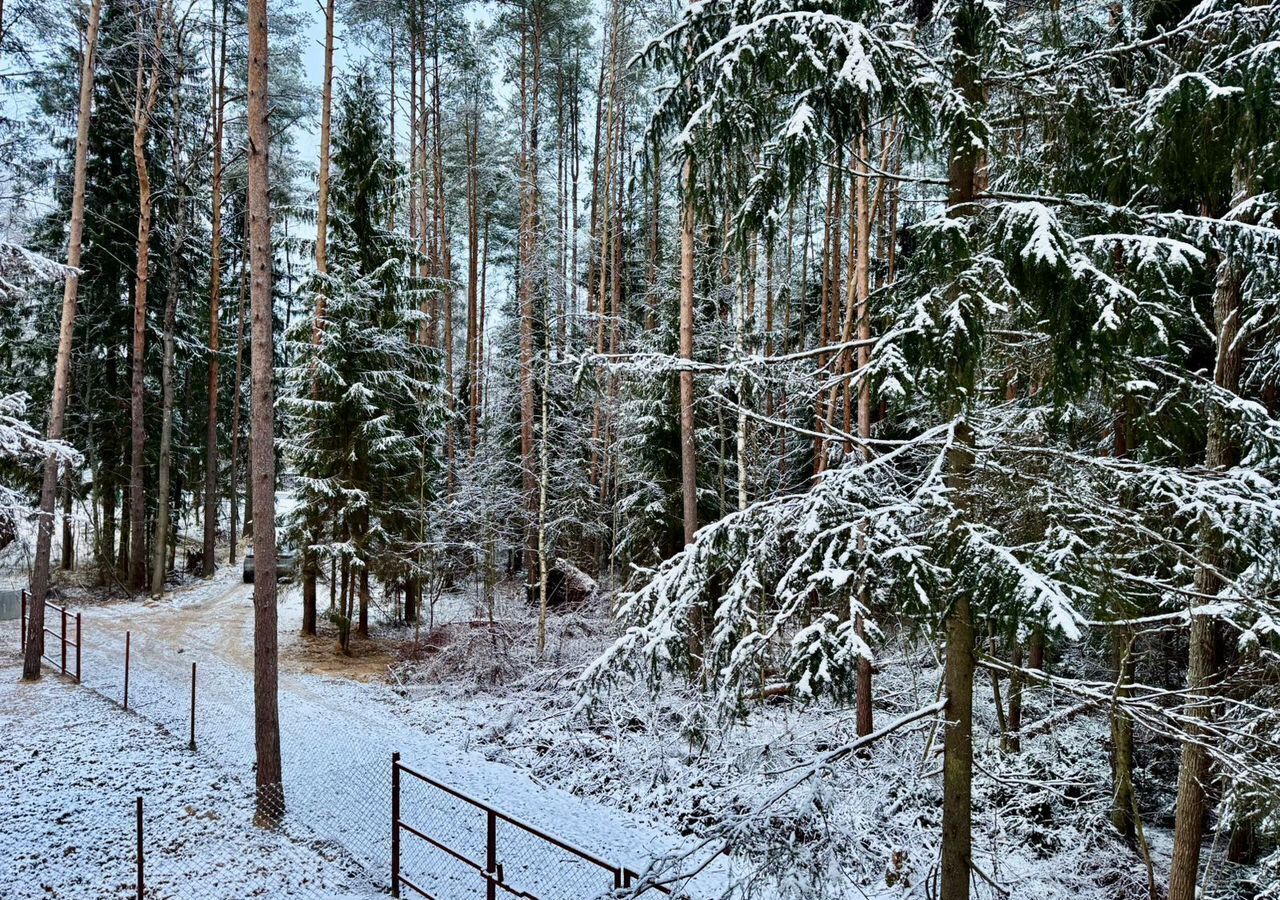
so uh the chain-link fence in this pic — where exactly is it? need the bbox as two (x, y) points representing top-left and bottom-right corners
(0, 618), (382, 900)
(70, 616), (393, 898)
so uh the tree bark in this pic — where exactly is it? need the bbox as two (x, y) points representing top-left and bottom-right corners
(152, 36), (189, 599)
(229, 249), (247, 562)
(60, 471), (74, 570)
(127, 2), (165, 592)
(940, 424), (976, 900)
(679, 156), (700, 654)
(466, 106), (480, 456)
(517, 11), (542, 593)
(939, 16), (985, 894)
(1168, 252), (1243, 900)
(852, 132), (873, 738)
(1109, 624), (1137, 842)
(23, 0), (103, 680)
(203, 0), (228, 578)
(151, 157), (186, 598)
(246, 0), (283, 821)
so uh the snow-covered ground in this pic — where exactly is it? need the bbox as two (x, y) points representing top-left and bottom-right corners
(0, 650), (380, 899)
(1, 564), (720, 899)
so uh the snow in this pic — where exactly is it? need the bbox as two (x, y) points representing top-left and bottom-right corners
(0, 650), (380, 899)
(1, 567), (721, 898)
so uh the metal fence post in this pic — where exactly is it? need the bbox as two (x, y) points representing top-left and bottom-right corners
(188, 662), (197, 751)
(74, 613), (81, 683)
(123, 631), (131, 710)
(486, 808), (498, 900)
(19, 590), (26, 651)
(391, 752), (401, 898)
(135, 796), (144, 900)
(60, 606), (67, 675)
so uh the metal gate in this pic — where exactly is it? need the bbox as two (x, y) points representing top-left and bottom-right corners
(391, 754), (673, 899)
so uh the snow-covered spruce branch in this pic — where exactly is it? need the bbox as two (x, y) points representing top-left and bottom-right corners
(622, 698), (949, 897)
(0, 241), (77, 300)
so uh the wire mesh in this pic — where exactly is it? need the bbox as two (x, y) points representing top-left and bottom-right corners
(135, 784), (378, 900)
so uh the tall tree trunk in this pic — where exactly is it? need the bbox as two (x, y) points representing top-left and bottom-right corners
(1168, 251), (1243, 900)
(151, 159), (186, 597)
(229, 254), (246, 562)
(247, 0), (282, 820)
(939, 13), (985, 895)
(299, 0), (332, 634)
(127, 3), (165, 592)
(852, 132), (873, 738)
(517, 11), (542, 592)
(466, 109), (480, 456)
(22, 0), (102, 680)
(203, 0), (228, 578)
(679, 156), (700, 652)
(941, 424), (976, 900)
(152, 41), (189, 599)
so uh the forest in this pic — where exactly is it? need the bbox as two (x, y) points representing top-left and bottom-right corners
(1, 0), (1279, 897)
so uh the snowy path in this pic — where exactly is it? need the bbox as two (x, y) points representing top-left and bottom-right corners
(62, 569), (713, 898)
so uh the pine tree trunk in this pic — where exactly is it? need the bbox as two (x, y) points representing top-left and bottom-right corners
(127, 8), (165, 593)
(939, 15), (985, 893)
(60, 472), (73, 570)
(941, 424), (976, 900)
(853, 132), (873, 738)
(246, 0), (283, 820)
(229, 257), (246, 562)
(151, 162), (186, 598)
(358, 566), (369, 638)
(1005, 643), (1023, 753)
(203, 0), (227, 578)
(1110, 624), (1137, 842)
(517, 13), (542, 594)
(22, 0), (101, 677)
(466, 111), (480, 456)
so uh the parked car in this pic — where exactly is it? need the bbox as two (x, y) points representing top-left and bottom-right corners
(243, 546), (299, 584)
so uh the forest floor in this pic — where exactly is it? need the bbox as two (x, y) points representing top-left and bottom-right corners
(2, 520), (1239, 899)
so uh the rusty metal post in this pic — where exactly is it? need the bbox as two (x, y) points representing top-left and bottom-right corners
(486, 808), (498, 900)
(19, 590), (26, 650)
(136, 795), (144, 900)
(60, 606), (67, 675)
(391, 752), (401, 898)
(74, 613), (81, 682)
(123, 631), (131, 710)
(188, 662), (197, 751)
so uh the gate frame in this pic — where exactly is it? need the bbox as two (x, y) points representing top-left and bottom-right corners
(390, 752), (672, 899)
